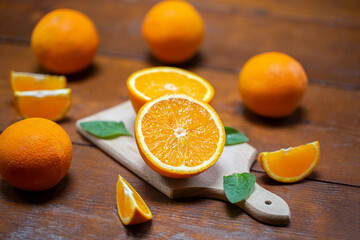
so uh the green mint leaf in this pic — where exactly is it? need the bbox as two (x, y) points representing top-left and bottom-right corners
(223, 173), (256, 203)
(80, 121), (132, 139)
(224, 126), (249, 145)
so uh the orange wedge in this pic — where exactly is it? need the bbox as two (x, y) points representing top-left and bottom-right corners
(116, 175), (152, 225)
(258, 141), (320, 183)
(14, 89), (71, 121)
(10, 71), (66, 91)
(135, 94), (225, 178)
(127, 67), (214, 112)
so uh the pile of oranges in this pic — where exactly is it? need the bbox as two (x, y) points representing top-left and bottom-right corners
(1, 0), (319, 226)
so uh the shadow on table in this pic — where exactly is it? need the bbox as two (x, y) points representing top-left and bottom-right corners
(0, 173), (71, 204)
(145, 51), (204, 69)
(225, 202), (246, 218)
(124, 220), (153, 236)
(237, 102), (307, 127)
(32, 62), (100, 82)
(258, 170), (320, 186)
(55, 115), (75, 125)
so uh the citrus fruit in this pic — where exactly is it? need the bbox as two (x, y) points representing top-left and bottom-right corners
(239, 52), (308, 118)
(258, 141), (320, 183)
(116, 175), (152, 225)
(31, 9), (99, 74)
(14, 88), (71, 121)
(127, 66), (214, 113)
(142, 0), (204, 64)
(0, 118), (72, 191)
(10, 71), (66, 91)
(135, 94), (225, 178)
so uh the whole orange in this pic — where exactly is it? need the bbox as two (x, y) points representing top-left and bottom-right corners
(31, 9), (99, 74)
(0, 118), (72, 191)
(239, 52), (308, 118)
(142, 0), (204, 64)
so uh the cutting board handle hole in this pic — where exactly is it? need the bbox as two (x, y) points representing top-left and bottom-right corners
(265, 200), (272, 205)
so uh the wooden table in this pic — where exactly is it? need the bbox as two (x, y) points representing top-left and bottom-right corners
(1, 0), (359, 239)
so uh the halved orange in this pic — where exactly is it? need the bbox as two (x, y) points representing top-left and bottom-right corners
(10, 71), (66, 91)
(135, 94), (225, 178)
(14, 88), (71, 121)
(116, 175), (152, 225)
(258, 141), (320, 183)
(127, 67), (214, 112)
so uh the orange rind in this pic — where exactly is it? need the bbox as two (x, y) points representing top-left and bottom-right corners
(116, 175), (152, 225)
(258, 141), (320, 183)
(135, 94), (225, 178)
(127, 66), (214, 113)
(14, 88), (71, 121)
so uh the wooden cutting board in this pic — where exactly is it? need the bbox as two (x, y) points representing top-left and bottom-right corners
(76, 101), (290, 226)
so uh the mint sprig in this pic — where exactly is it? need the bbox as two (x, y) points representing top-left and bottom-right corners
(80, 121), (131, 139)
(223, 173), (256, 203)
(224, 126), (249, 146)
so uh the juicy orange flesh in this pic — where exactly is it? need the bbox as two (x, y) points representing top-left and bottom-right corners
(12, 75), (65, 91)
(141, 97), (219, 167)
(265, 144), (317, 178)
(117, 177), (151, 221)
(16, 94), (69, 120)
(134, 71), (208, 99)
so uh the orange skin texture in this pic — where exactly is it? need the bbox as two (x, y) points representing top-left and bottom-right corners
(239, 52), (308, 118)
(142, 0), (204, 64)
(0, 118), (72, 191)
(31, 9), (99, 74)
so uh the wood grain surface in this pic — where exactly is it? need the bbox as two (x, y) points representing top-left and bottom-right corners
(0, 0), (359, 239)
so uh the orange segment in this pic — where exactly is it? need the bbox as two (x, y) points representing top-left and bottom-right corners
(14, 89), (71, 121)
(10, 71), (66, 91)
(135, 94), (225, 178)
(116, 175), (152, 225)
(258, 141), (320, 183)
(127, 67), (214, 112)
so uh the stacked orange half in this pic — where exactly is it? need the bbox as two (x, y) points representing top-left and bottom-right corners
(127, 67), (214, 112)
(10, 71), (71, 121)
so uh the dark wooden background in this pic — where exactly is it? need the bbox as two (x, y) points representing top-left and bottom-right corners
(0, 0), (359, 239)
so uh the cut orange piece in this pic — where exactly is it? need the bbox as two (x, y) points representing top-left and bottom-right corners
(127, 67), (214, 113)
(135, 94), (225, 178)
(258, 141), (320, 183)
(10, 71), (66, 91)
(116, 175), (152, 225)
(14, 89), (71, 121)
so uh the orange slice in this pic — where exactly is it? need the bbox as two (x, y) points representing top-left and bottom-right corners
(116, 175), (152, 225)
(10, 71), (66, 91)
(258, 141), (320, 183)
(135, 94), (225, 178)
(127, 67), (214, 112)
(14, 88), (71, 121)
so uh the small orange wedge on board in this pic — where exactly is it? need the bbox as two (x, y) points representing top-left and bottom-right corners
(10, 71), (66, 91)
(258, 141), (320, 183)
(116, 175), (152, 225)
(14, 88), (71, 121)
